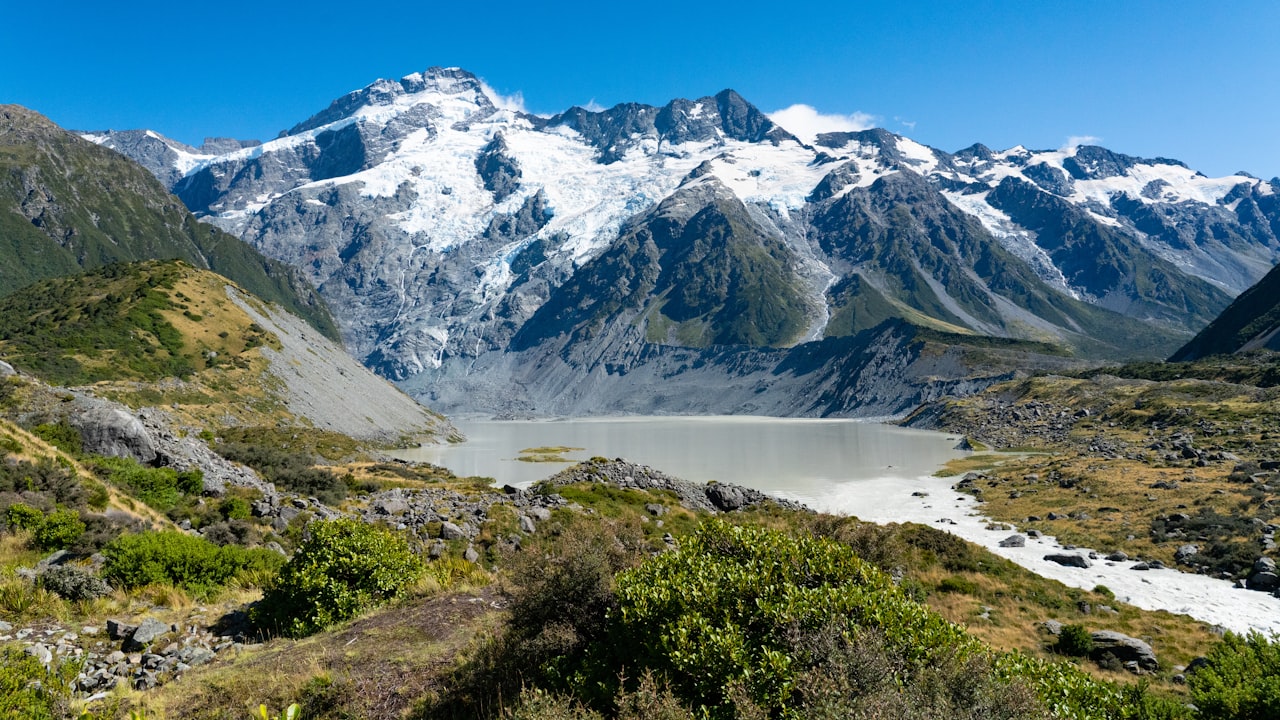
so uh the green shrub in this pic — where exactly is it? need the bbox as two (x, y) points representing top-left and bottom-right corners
(605, 519), (977, 716)
(40, 565), (112, 600)
(5, 502), (43, 531)
(253, 518), (422, 637)
(219, 496), (252, 521)
(89, 456), (204, 511)
(32, 508), (85, 550)
(1189, 631), (1280, 719)
(1055, 624), (1095, 657)
(937, 575), (980, 594)
(0, 647), (80, 719)
(215, 441), (347, 504)
(101, 530), (283, 595)
(0, 456), (86, 507)
(31, 422), (82, 455)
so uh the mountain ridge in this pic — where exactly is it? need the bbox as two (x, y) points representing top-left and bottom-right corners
(0, 104), (338, 341)
(80, 67), (1280, 415)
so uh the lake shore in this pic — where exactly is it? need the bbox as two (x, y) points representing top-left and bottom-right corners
(799, 470), (1280, 636)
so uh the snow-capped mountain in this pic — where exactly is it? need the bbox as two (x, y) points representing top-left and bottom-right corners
(89, 67), (1280, 416)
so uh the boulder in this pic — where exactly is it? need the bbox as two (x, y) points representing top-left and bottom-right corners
(0, 360), (14, 376)
(518, 515), (536, 534)
(1247, 571), (1279, 592)
(440, 522), (466, 540)
(706, 483), (747, 511)
(106, 619), (137, 641)
(998, 534), (1026, 548)
(24, 643), (52, 666)
(1090, 630), (1159, 672)
(72, 407), (157, 464)
(125, 618), (170, 650)
(1044, 553), (1090, 568)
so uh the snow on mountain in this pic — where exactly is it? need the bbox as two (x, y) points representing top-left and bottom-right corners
(98, 68), (1280, 415)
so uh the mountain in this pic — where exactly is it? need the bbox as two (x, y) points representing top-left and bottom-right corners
(79, 129), (259, 189)
(1170, 260), (1280, 361)
(90, 68), (1280, 416)
(0, 105), (337, 341)
(0, 259), (452, 443)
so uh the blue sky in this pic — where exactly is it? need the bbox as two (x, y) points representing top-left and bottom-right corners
(4, 1), (1278, 178)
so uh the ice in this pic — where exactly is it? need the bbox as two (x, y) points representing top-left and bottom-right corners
(796, 471), (1280, 635)
(895, 136), (938, 173)
(940, 190), (1079, 298)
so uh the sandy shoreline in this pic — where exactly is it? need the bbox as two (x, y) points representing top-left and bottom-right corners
(785, 471), (1280, 636)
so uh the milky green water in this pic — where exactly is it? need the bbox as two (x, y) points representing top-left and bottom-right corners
(394, 416), (966, 507)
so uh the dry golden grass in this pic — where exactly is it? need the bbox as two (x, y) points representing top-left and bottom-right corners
(130, 589), (506, 720)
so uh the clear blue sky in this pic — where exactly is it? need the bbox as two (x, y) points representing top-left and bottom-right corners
(4, 1), (1278, 178)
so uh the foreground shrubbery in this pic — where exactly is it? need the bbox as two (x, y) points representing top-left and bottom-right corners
(0, 647), (81, 719)
(1188, 631), (1280, 720)
(87, 456), (203, 512)
(253, 518), (422, 637)
(429, 518), (1182, 720)
(101, 530), (283, 596)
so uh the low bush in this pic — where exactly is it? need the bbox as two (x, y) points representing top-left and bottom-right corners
(32, 508), (85, 550)
(40, 565), (112, 601)
(30, 422), (82, 455)
(1189, 631), (1280, 719)
(937, 575), (980, 595)
(0, 456), (86, 508)
(101, 530), (283, 595)
(5, 501), (43, 531)
(88, 456), (203, 511)
(0, 647), (80, 719)
(215, 441), (347, 504)
(252, 518), (421, 637)
(1055, 624), (1095, 657)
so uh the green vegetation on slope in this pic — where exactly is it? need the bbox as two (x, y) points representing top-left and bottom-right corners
(0, 104), (337, 340)
(0, 261), (212, 384)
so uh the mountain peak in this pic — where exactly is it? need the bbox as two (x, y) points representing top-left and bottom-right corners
(285, 66), (493, 137)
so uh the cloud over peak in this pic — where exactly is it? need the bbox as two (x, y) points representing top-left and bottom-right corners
(767, 104), (878, 144)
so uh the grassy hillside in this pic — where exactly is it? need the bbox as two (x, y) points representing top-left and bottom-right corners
(0, 104), (338, 341)
(1171, 261), (1280, 361)
(908, 354), (1280, 576)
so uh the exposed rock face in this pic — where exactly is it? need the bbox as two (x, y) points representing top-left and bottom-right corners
(546, 458), (810, 514)
(999, 534), (1027, 548)
(1044, 553), (1091, 568)
(93, 70), (1280, 418)
(1090, 630), (1159, 672)
(70, 406), (158, 464)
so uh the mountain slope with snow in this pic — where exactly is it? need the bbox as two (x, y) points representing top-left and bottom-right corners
(90, 68), (1280, 415)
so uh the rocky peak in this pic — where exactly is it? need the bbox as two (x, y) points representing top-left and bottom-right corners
(285, 66), (494, 137)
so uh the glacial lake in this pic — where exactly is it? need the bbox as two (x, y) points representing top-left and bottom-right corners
(395, 416), (967, 511)
(397, 416), (1280, 634)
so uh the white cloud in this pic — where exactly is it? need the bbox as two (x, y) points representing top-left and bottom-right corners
(478, 80), (528, 114)
(1062, 135), (1103, 151)
(767, 104), (877, 145)
(895, 116), (917, 132)
(582, 99), (606, 113)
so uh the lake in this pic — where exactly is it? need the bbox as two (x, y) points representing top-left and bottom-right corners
(394, 416), (967, 509)
(395, 415), (1280, 634)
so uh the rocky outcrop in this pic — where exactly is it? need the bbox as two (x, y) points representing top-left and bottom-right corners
(1044, 553), (1091, 568)
(69, 406), (158, 464)
(1090, 630), (1159, 673)
(546, 458), (810, 514)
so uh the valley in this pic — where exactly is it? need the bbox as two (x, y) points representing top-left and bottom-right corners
(2, 60), (1280, 720)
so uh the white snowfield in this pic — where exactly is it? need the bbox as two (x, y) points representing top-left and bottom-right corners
(172, 68), (1270, 320)
(804, 472), (1280, 636)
